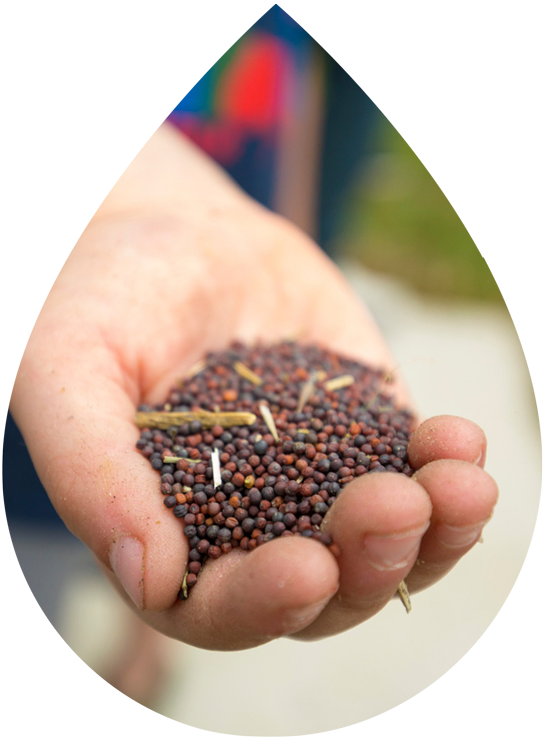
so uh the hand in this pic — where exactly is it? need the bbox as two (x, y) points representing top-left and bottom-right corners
(12, 124), (498, 649)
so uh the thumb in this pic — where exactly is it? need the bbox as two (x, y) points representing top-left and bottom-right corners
(11, 330), (186, 612)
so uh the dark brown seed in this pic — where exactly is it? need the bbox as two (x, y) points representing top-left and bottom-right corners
(138, 341), (416, 596)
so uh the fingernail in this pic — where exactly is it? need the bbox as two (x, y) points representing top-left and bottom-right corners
(364, 526), (428, 571)
(109, 536), (145, 609)
(284, 595), (333, 632)
(435, 522), (484, 548)
(474, 451), (483, 465)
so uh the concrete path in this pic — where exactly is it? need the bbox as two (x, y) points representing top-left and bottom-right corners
(5, 263), (541, 737)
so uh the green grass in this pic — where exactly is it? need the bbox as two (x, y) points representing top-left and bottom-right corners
(344, 5), (542, 341)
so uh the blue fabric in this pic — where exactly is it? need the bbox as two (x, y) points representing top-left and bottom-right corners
(2, 255), (65, 529)
(151, 6), (216, 113)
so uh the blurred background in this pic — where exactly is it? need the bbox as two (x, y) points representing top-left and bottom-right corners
(4, 5), (542, 737)
(343, 5), (542, 360)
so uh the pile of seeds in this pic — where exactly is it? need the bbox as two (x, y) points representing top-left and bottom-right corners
(135, 341), (416, 600)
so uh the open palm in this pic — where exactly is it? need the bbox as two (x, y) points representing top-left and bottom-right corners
(11, 125), (498, 649)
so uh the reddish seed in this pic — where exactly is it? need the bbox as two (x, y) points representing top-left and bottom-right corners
(139, 341), (416, 599)
(305, 445), (316, 459)
(207, 501), (221, 516)
(196, 539), (210, 554)
(301, 483), (314, 497)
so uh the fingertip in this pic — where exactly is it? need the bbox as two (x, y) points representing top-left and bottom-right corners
(234, 537), (341, 634)
(407, 415), (487, 470)
(325, 471), (433, 538)
(180, 536), (340, 647)
(413, 459), (499, 527)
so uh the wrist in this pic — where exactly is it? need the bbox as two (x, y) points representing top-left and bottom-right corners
(4, 165), (246, 282)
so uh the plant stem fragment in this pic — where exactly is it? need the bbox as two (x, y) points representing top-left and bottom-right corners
(397, 580), (412, 613)
(135, 410), (256, 430)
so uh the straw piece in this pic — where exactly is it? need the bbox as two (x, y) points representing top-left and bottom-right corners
(181, 571), (188, 599)
(185, 360), (206, 379)
(297, 371), (318, 413)
(323, 374), (355, 392)
(233, 361), (263, 386)
(162, 457), (202, 464)
(135, 410), (256, 430)
(258, 402), (279, 442)
(211, 448), (222, 490)
(397, 580), (412, 613)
